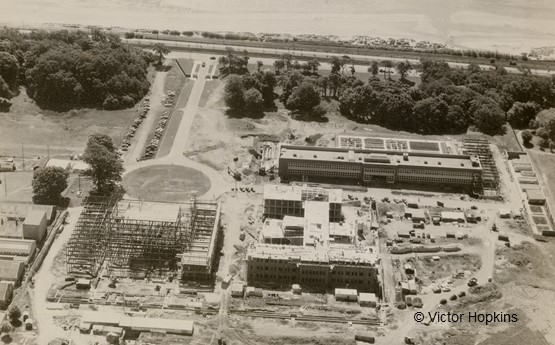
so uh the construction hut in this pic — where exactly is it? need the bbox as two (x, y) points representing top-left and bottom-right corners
(0, 281), (14, 308)
(0, 261), (24, 282)
(245, 287), (263, 297)
(119, 317), (194, 335)
(0, 238), (36, 264)
(358, 293), (377, 307)
(441, 211), (465, 223)
(76, 279), (91, 290)
(404, 263), (414, 275)
(409, 209), (427, 223)
(499, 209), (512, 219)
(23, 210), (47, 242)
(335, 288), (358, 302)
(292, 284), (302, 294)
(230, 282), (245, 298)
(526, 190), (546, 205)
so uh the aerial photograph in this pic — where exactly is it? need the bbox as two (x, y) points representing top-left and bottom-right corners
(0, 0), (555, 344)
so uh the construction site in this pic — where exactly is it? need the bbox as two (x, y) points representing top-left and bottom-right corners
(66, 196), (221, 284)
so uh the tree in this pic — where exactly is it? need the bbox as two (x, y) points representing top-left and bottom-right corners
(223, 75), (245, 113)
(380, 60), (393, 79)
(82, 135), (123, 195)
(32, 167), (69, 205)
(330, 56), (343, 74)
(521, 130), (533, 146)
(0, 52), (19, 91)
(256, 60), (263, 71)
(368, 61), (379, 79)
(152, 43), (170, 65)
(395, 60), (413, 81)
(307, 59), (320, 74)
(507, 102), (540, 128)
(286, 82), (321, 112)
(273, 59), (285, 74)
(539, 137), (549, 148)
(550, 140), (555, 153)
(470, 98), (506, 134)
(8, 306), (21, 321)
(0, 321), (13, 335)
(412, 97), (450, 134)
(243, 88), (264, 117)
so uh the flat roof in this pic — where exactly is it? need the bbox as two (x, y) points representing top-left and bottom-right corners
(0, 281), (12, 301)
(119, 316), (194, 332)
(82, 312), (122, 325)
(0, 238), (35, 255)
(23, 210), (46, 226)
(263, 184), (342, 203)
(248, 243), (378, 265)
(526, 190), (546, 200)
(280, 145), (481, 170)
(335, 288), (358, 295)
(440, 211), (466, 219)
(358, 292), (377, 301)
(262, 219), (285, 239)
(0, 261), (23, 280)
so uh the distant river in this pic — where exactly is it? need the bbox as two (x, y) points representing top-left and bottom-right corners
(1, 0), (554, 54)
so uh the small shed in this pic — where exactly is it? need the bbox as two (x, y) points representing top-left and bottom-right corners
(292, 284), (302, 294)
(404, 263), (414, 275)
(335, 288), (358, 301)
(230, 282), (245, 297)
(354, 331), (375, 343)
(410, 209), (427, 223)
(23, 210), (47, 242)
(499, 209), (512, 219)
(358, 293), (377, 307)
(526, 190), (546, 205)
(407, 280), (417, 294)
(0, 281), (13, 308)
(76, 279), (91, 290)
(0, 261), (24, 282)
(441, 211), (465, 223)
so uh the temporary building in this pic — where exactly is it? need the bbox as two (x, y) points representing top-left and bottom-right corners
(0, 238), (36, 262)
(499, 209), (512, 219)
(358, 293), (377, 307)
(335, 288), (358, 301)
(440, 211), (465, 223)
(0, 260), (24, 282)
(230, 282), (245, 297)
(292, 284), (302, 294)
(23, 210), (47, 242)
(526, 190), (546, 205)
(354, 331), (375, 343)
(119, 316), (194, 335)
(0, 281), (13, 308)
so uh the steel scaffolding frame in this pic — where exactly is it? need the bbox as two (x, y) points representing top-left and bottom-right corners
(66, 197), (219, 279)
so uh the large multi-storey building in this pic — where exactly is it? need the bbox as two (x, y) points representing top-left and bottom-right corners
(249, 185), (380, 293)
(263, 184), (343, 222)
(278, 136), (483, 190)
(246, 244), (380, 293)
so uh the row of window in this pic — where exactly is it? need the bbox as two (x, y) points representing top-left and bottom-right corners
(398, 168), (472, 177)
(264, 200), (303, 206)
(248, 274), (369, 286)
(397, 175), (471, 184)
(289, 162), (359, 171)
(289, 168), (360, 178)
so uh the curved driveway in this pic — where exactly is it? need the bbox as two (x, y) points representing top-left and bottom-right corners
(123, 59), (233, 201)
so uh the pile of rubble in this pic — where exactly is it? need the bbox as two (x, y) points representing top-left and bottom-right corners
(121, 98), (150, 151)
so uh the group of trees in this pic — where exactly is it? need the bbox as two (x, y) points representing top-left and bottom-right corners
(224, 71), (277, 117)
(31, 134), (123, 204)
(0, 28), (156, 111)
(340, 59), (555, 134)
(225, 51), (554, 136)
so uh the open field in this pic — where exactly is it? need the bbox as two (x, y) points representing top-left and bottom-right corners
(0, 65), (155, 159)
(123, 165), (211, 202)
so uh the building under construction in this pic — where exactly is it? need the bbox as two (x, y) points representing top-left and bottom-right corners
(66, 197), (221, 284)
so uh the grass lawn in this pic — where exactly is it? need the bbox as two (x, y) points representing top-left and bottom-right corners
(123, 165), (211, 202)
(0, 172), (33, 203)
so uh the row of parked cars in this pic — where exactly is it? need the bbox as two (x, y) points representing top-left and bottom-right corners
(121, 99), (150, 151)
(140, 111), (171, 160)
(164, 92), (176, 107)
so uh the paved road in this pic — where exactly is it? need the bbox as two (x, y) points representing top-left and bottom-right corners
(123, 58), (233, 201)
(126, 38), (555, 77)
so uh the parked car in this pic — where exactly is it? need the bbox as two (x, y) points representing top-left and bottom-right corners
(449, 294), (458, 301)
(458, 291), (466, 298)
(468, 278), (478, 287)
